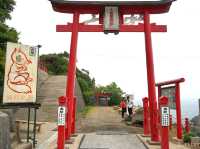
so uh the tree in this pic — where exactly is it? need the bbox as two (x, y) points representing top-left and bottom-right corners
(40, 53), (68, 75)
(0, 0), (16, 22)
(0, 0), (19, 97)
(96, 82), (124, 106)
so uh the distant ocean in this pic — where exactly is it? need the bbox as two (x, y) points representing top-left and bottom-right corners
(178, 98), (199, 120)
(169, 98), (199, 123)
(135, 98), (199, 122)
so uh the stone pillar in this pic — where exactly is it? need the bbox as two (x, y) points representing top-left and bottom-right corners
(0, 111), (11, 149)
(2, 109), (16, 132)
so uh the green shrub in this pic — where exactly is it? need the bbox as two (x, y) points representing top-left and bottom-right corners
(183, 132), (195, 143)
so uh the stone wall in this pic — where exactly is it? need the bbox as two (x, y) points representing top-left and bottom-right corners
(0, 111), (10, 149)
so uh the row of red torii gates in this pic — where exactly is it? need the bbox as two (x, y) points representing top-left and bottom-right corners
(48, 0), (179, 148)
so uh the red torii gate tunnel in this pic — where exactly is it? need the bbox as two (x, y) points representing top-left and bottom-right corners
(49, 0), (176, 147)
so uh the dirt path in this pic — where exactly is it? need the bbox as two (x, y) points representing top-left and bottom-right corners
(76, 106), (143, 134)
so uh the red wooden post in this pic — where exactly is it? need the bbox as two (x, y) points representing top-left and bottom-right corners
(142, 97), (150, 136)
(144, 11), (159, 142)
(160, 96), (169, 149)
(175, 83), (182, 139)
(65, 11), (80, 140)
(71, 97), (77, 134)
(169, 114), (172, 130)
(185, 118), (190, 134)
(57, 96), (66, 149)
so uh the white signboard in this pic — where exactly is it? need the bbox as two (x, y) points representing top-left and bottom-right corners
(3, 42), (39, 103)
(161, 107), (169, 126)
(58, 106), (66, 126)
(104, 7), (119, 31)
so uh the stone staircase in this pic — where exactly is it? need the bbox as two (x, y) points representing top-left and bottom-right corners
(37, 75), (67, 103)
(16, 74), (85, 122)
(37, 75), (66, 122)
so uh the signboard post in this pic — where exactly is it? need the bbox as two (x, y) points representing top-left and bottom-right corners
(3, 42), (39, 103)
(57, 96), (66, 149)
(0, 42), (41, 148)
(160, 96), (169, 149)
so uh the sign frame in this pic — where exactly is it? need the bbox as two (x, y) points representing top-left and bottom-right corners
(104, 6), (120, 32)
(160, 85), (176, 110)
(2, 42), (39, 104)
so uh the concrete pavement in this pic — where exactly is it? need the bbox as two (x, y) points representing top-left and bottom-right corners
(80, 132), (146, 149)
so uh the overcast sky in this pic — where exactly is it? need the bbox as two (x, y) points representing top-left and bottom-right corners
(6, 0), (200, 110)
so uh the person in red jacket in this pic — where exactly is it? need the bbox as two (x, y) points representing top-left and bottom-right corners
(120, 98), (127, 118)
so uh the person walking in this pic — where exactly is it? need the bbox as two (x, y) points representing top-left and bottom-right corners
(120, 98), (126, 118)
(127, 96), (134, 117)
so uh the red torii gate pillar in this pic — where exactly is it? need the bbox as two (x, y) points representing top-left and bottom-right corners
(156, 78), (185, 139)
(65, 12), (79, 140)
(144, 12), (159, 142)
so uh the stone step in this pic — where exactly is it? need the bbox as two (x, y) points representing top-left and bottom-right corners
(15, 75), (85, 122)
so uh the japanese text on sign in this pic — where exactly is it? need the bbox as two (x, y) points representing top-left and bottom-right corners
(58, 106), (66, 126)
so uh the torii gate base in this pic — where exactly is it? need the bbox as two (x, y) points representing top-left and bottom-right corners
(49, 1), (176, 148)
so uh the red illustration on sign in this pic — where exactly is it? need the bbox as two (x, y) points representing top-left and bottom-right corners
(7, 48), (33, 94)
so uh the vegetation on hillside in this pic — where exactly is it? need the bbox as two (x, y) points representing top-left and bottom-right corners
(40, 52), (95, 105)
(0, 0), (19, 97)
(40, 52), (69, 75)
(40, 53), (124, 105)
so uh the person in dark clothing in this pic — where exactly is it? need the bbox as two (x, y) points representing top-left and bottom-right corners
(127, 96), (133, 117)
(120, 98), (126, 118)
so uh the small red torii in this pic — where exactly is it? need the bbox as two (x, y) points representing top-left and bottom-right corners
(156, 78), (185, 140)
(95, 92), (112, 106)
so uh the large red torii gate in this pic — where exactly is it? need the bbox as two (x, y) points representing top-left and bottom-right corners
(49, 0), (176, 147)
